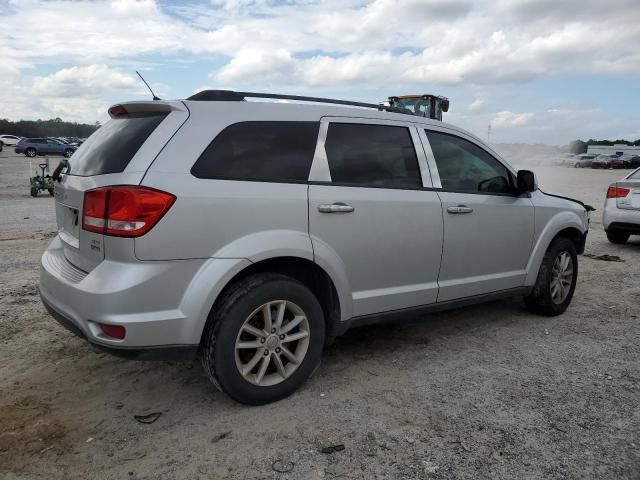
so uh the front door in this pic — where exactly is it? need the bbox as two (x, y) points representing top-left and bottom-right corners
(308, 118), (443, 318)
(420, 129), (534, 302)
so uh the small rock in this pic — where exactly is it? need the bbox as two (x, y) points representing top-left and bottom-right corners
(211, 431), (231, 443)
(319, 440), (345, 454)
(365, 431), (377, 456)
(86, 437), (93, 443)
(423, 461), (438, 474)
(405, 437), (415, 444)
(544, 329), (549, 335)
(320, 393), (325, 397)
(607, 375), (612, 380)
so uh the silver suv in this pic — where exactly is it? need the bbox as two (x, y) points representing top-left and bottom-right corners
(40, 91), (590, 405)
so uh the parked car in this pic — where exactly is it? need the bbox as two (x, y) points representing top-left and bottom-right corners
(14, 138), (76, 158)
(620, 155), (640, 169)
(572, 154), (595, 168)
(609, 156), (626, 169)
(603, 167), (640, 244)
(40, 91), (591, 405)
(0, 134), (22, 147)
(552, 153), (575, 166)
(591, 154), (616, 169)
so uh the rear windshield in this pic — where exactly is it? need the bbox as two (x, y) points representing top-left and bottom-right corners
(69, 113), (167, 176)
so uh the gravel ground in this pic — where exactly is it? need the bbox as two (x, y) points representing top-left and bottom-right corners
(0, 152), (638, 479)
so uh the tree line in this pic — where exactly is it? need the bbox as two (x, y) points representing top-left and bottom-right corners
(0, 117), (100, 139)
(568, 138), (640, 154)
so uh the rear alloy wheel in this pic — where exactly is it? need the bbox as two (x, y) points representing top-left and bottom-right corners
(606, 230), (630, 244)
(574, 163), (581, 168)
(63, 149), (73, 158)
(26, 148), (36, 158)
(201, 273), (325, 405)
(525, 237), (578, 316)
(235, 300), (310, 387)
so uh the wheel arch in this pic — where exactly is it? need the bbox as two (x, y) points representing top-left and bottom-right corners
(195, 256), (345, 348)
(525, 214), (586, 286)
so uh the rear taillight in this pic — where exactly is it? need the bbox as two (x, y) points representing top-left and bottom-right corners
(82, 186), (175, 237)
(606, 186), (630, 198)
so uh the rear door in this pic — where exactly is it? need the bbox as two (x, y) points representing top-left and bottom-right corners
(420, 128), (534, 301)
(54, 102), (189, 272)
(308, 117), (443, 317)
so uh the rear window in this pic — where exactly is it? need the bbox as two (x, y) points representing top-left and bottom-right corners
(69, 113), (167, 176)
(191, 121), (319, 183)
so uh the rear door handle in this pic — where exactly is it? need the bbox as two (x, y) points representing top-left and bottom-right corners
(447, 205), (473, 214)
(318, 203), (355, 213)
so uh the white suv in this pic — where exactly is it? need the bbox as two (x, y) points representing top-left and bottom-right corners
(40, 91), (590, 404)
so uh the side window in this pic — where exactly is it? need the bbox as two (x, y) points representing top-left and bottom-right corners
(191, 121), (319, 183)
(426, 131), (513, 194)
(325, 123), (421, 188)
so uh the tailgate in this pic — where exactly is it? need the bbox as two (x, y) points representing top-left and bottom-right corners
(55, 102), (189, 272)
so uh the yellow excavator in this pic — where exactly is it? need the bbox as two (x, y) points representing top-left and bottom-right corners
(387, 94), (450, 121)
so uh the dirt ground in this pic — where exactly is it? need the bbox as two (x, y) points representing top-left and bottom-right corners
(1, 152), (638, 479)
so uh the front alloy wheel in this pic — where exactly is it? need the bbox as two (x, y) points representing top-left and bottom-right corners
(525, 237), (578, 316)
(550, 252), (573, 304)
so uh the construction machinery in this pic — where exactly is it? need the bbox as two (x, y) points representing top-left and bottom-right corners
(387, 94), (450, 121)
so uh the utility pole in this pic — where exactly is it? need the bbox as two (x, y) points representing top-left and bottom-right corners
(487, 123), (491, 143)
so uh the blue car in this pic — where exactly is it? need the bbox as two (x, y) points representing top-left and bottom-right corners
(15, 138), (76, 158)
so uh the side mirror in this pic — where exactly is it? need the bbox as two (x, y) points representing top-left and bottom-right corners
(517, 170), (537, 193)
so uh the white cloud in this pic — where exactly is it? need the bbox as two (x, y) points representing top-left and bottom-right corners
(491, 111), (535, 127)
(0, 0), (638, 143)
(32, 65), (138, 97)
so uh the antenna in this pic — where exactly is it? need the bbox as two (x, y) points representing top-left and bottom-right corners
(136, 71), (160, 101)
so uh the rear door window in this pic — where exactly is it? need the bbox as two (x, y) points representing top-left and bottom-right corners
(191, 121), (319, 183)
(69, 113), (168, 176)
(324, 123), (421, 188)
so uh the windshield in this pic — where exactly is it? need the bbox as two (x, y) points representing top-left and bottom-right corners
(69, 113), (167, 176)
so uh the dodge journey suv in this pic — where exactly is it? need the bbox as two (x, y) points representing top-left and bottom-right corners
(40, 91), (590, 405)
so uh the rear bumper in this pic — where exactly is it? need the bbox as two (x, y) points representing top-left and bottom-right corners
(42, 296), (197, 361)
(606, 222), (640, 234)
(39, 235), (244, 359)
(602, 201), (640, 231)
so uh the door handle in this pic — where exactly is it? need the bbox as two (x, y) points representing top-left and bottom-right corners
(318, 203), (355, 213)
(447, 205), (474, 214)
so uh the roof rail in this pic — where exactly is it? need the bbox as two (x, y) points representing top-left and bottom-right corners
(186, 90), (410, 115)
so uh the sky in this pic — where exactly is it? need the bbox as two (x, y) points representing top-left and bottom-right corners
(0, 0), (639, 145)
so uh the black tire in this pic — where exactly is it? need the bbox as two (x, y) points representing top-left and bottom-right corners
(525, 237), (578, 316)
(30, 187), (38, 197)
(63, 149), (73, 158)
(574, 163), (581, 168)
(606, 230), (630, 244)
(48, 188), (55, 196)
(201, 273), (325, 405)
(26, 148), (36, 158)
